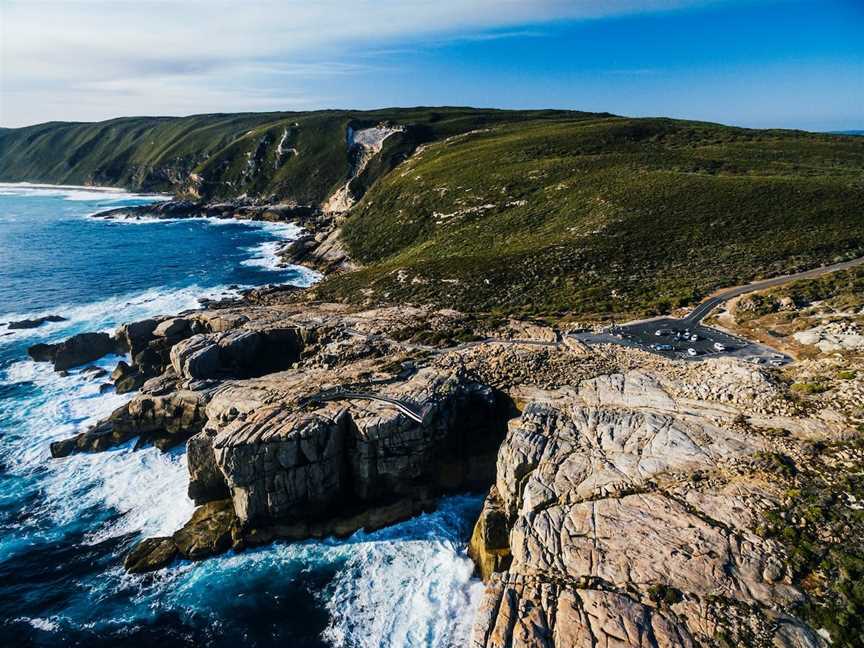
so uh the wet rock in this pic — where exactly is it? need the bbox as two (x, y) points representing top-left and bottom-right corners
(468, 486), (511, 581)
(115, 318), (160, 357)
(6, 314), (66, 329)
(124, 500), (238, 572)
(26, 343), (56, 363)
(124, 537), (178, 574)
(171, 499), (238, 560)
(111, 360), (134, 382)
(50, 390), (208, 458)
(115, 373), (146, 395)
(28, 332), (118, 371)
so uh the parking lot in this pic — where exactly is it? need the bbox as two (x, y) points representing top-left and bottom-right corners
(572, 317), (791, 365)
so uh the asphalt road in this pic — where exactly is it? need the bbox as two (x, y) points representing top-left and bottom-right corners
(684, 255), (864, 324)
(329, 257), (864, 403)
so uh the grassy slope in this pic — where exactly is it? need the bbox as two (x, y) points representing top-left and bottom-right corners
(0, 108), (584, 204)
(317, 117), (864, 319)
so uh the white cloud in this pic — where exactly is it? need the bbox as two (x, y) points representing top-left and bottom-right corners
(0, 0), (727, 125)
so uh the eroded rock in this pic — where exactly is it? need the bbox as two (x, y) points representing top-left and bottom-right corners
(28, 331), (119, 371)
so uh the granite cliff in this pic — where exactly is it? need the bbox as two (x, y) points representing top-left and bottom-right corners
(34, 286), (863, 647)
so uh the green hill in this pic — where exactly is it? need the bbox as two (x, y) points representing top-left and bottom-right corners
(3, 109), (862, 320)
(316, 117), (864, 319)
(0, 108), (584, 204)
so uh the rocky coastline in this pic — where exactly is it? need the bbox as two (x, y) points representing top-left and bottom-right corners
(23, 199), (861, 647)
(29, 276), (863, 646)
(93, 199), (353, 274)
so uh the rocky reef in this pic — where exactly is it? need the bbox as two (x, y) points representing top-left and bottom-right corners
(40, 291), (863, 646)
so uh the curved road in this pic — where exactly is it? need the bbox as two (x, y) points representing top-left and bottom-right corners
(683, 256), (864, 325)
(321, 258), (864, 414)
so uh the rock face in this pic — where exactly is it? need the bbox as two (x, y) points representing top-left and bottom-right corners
(28, 331), (119, 371)
(191, 364), (506, 532)
(46, 303), (510, 571)
(469, 370), (829, 648)
(468, 486), (512, 581)
(169, 327), (303, 380)
(41, 298), (856, 644)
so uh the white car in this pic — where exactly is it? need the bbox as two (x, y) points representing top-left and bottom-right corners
(690, 334), (698, 341)
(687, 348), (699, 357)
(713, 342), (726, 351)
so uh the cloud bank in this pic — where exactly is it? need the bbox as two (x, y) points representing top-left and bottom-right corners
(0, 0), (727, 126)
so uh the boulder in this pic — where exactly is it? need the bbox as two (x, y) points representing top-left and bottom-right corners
(170, 334), (221, 379)
(171, 499), (238, 560)
(124, 499), (239, 572)
(28, 331), (118, 371)
(124, 537), (178, 574)
(153, 317), (190, 339)
(115, 318), (160, 357)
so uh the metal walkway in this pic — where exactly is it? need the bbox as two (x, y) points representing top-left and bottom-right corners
(309, 390), (428, 423)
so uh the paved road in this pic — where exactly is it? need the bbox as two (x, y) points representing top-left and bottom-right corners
(328, 258), (864, 411)
(683, 256), (864, 325)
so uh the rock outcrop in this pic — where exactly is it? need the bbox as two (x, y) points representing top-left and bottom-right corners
(39, 298), (859, 644)
(5, 314), (66, 329)
(28, 331), (119, 371)
(469, 370), (834, 648)
(50, 389), (208, 457)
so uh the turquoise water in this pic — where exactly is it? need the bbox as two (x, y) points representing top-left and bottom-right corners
(0, 185), (483, 647)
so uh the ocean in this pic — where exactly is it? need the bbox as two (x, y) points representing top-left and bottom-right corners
(0, 184), (484, 647)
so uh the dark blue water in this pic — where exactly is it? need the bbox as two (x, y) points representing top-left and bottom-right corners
(0, 185), (482, 647)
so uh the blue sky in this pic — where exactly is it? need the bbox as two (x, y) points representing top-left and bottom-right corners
(0, 0), (861, 129)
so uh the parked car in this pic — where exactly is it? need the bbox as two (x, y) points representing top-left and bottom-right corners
(690, 334), (699, 341)
(687, 348), (699, 357)
(656, 343), (673, 351)
(713, 342), (726, 351)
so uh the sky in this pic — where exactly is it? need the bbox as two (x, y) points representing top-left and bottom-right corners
(0, 0), (861, 130)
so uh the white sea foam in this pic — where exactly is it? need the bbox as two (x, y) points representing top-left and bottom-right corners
(91, 211), (321, 281)
(0, 191), (471, 645)
(103, 496), (485, 647)
(16, 617), (61, 633)
(321, 498), (485, 648)
(0, 182), (170, 203)
(1, 354), (194, 543)
(0, 283), (241, 344)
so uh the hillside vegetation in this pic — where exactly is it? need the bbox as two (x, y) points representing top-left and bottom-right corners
(0, 108), (581, 205)
(3, 109), (863, 319)
(315, 117), (864, 319)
